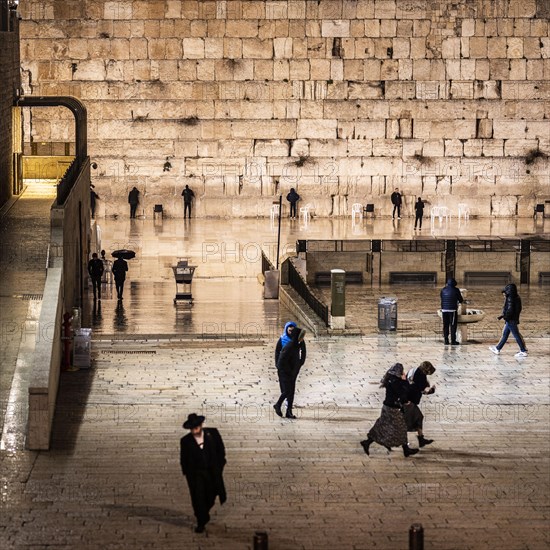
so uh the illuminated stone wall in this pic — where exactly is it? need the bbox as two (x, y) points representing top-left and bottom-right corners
(19, 0), (550, 218)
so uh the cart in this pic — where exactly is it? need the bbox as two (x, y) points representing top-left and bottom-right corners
(172, 259), (196, 304)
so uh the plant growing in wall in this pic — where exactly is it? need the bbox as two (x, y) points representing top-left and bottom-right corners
(412, 153), (432, 166)
(524, 147), (548, 165)
(294, 155), (313, 168)
(178, 116), (199, 126)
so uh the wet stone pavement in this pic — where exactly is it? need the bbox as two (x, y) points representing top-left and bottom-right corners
(0, 212), (549, 549)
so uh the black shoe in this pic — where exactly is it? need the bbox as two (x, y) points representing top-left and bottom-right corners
(444, 339), (449, 345)
(451, 341), (460, 346)
(360, 439), (372, 456)
(418, 436), (433, 447)
(403, 445), (419, 457)
(273, 404), (283, 417)
(285, 412), (297, 419)
(194, 525), (205, 534)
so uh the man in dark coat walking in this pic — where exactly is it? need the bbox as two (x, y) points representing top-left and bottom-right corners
(391, 187), (402, 219)
(128, 186), (140, 218)
(87, 252), (104, 300)
(440, 278), (463, 345)
(274, 326), (306, 419)
(489, 284), (528, 357)
(112, 257), (128, 300)
(181, 185), (195, 219)
(180, 413), (226, 533)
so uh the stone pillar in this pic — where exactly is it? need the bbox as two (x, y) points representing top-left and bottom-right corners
(330, 269), (345, 329)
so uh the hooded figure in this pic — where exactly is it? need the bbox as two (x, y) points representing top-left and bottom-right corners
(180, 413), (226, 533)
(404, 361), (436, 447)
(440, 278), (464, 345)
(361, 363), (419, 457)
(273, 326), (306, 419)
(286, 188), (300, 219)
(489, 284), (527, 357)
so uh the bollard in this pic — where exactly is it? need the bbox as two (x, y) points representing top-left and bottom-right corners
(253, 531), (268, 550)
(409, 523), (424, 550)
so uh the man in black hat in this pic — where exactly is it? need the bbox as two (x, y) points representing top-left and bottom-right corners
(180, 413), (226, 533)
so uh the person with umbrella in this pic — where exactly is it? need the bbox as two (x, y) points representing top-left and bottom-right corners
(111, 250), (133, 300)
(180, 413), (226, 534)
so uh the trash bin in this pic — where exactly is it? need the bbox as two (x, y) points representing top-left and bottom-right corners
(378, 297), (397, 331)
(73, 328), (92, 368)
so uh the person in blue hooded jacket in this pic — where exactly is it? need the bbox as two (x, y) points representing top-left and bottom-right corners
(273, 322), (307, 419)
(440, 278), (463, 345)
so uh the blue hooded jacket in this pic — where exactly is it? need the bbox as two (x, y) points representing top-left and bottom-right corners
(440, 278), (464, 311)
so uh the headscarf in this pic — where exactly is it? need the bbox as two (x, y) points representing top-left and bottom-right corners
(380, 362), (404, 387)
(418, 361), (435, 375)
(280, 321), (297, 348)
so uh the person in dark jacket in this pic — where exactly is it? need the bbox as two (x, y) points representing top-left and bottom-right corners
(128, 186), (140, 218)
(404, 361), (436, 448)
(90, 187), (99, 218)
(391, 188), (402, 219)
(286, 188), (300, 219)
(180, 413), (226, 533)
(440, 278), (464, 345)
(181, 185), (195, 219)
(360, 363), (419, 457)
(87, 252), (104, 300)
(414, 197), (424, 230)
(112, 257), (128, 300)
(489, 284), (527, 357)
(274, 325), (306, 419)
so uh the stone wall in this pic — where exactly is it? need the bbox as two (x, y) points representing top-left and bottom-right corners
(19, 0), (550, 218)
(0, 7), (20, 207)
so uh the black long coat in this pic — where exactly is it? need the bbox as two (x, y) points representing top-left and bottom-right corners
(180, 428), (226, 522)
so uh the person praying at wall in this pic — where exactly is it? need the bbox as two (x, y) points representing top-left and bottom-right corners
(128, 186), (140, 219)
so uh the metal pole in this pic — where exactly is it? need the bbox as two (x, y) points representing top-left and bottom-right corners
(409, 523), (424, 550)
(253, 531), (268, 550)
(276, 194), (282, 269)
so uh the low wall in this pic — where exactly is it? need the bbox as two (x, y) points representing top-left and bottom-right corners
(279, 285), (325, 337)
(27, 261), (63, 450)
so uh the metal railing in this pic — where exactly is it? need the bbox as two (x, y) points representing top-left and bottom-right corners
(56, 158), (79, 204)
(287, 260), (329, 326)
(261, 250), (275, 274)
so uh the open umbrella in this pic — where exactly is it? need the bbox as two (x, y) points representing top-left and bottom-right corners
(112, 249), (136, 260)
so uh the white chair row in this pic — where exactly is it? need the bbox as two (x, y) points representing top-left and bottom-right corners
(270, 203), (313, 222)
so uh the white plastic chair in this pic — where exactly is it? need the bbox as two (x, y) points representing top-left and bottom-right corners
(351, 203), (363, 223)
(299, 204), (312, 222)
(270, 203), (280, 223)
(458, 203), (470, 221)
(430, 206), (450, 225)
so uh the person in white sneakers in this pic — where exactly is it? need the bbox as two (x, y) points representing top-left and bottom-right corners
(489, 284), (528, 357)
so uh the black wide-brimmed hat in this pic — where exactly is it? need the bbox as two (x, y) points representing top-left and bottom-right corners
(183, 413), (205, 429)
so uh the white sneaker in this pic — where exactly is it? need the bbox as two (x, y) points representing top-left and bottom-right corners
(489, 346), (500, 355)
(515, 351), (528, 357)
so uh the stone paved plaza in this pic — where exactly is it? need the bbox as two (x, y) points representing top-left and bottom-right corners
(1, 199), (549, 549)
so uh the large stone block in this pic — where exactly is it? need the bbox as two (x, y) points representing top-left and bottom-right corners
(297, 119), (337, 139)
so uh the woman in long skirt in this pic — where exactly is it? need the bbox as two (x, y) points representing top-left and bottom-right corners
(403, 361), (436, 447)
(361, 363), (419, 457)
